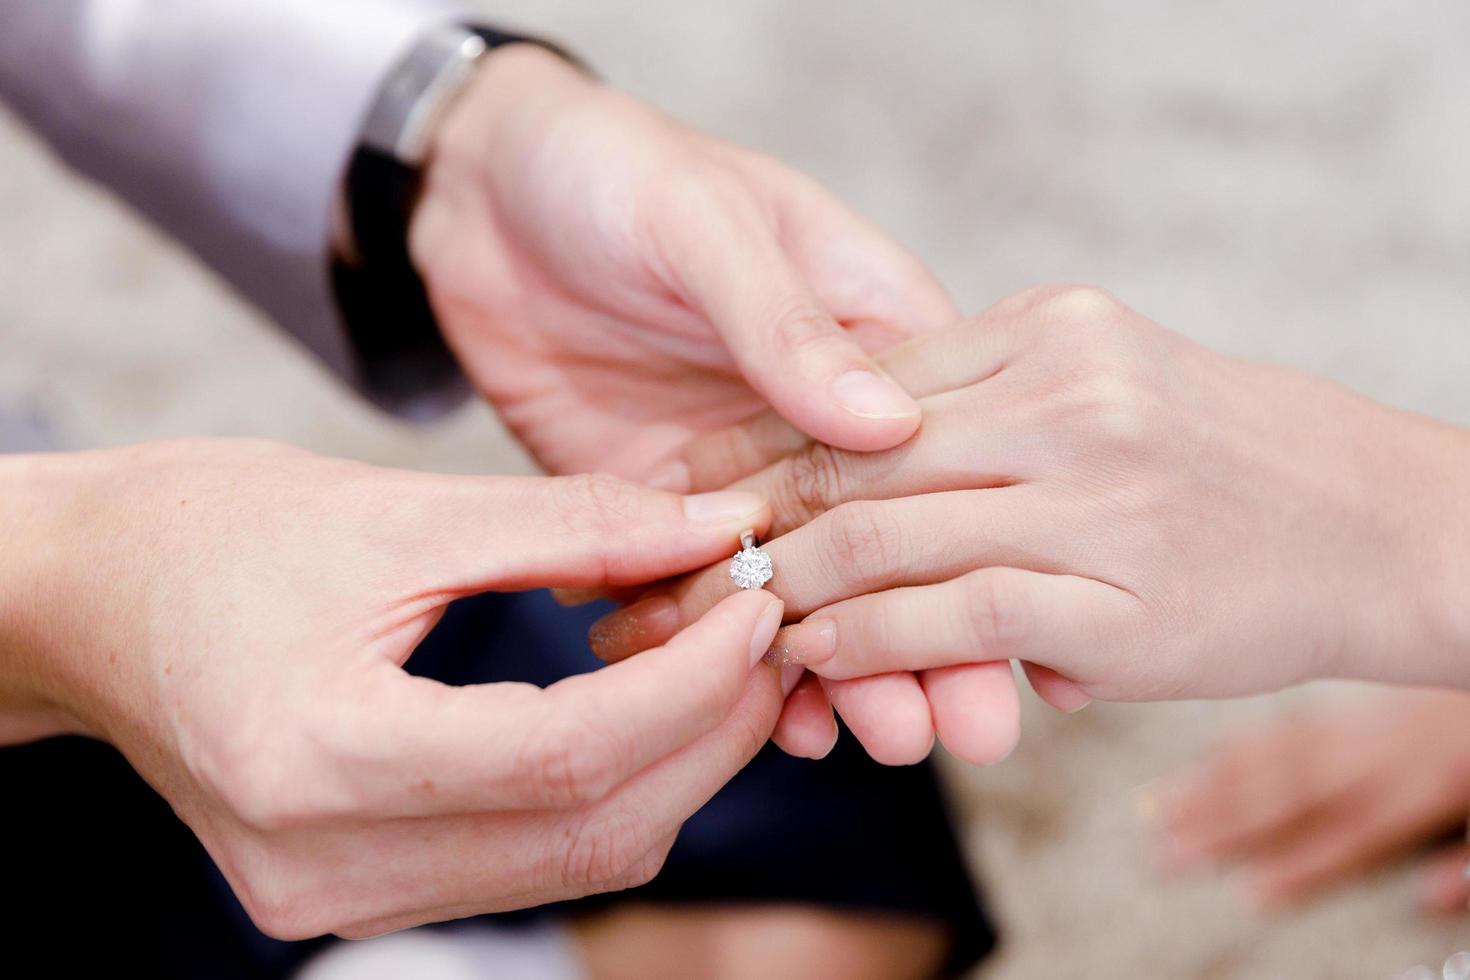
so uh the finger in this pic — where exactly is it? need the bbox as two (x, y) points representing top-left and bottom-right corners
(325, 589), (783, 820)
(672, 305), (1025, 494)
(772, 622), (1021, 765)
(590, 488), (1084, 667)
(822, 673), (935, 766)
(589, 595), (683, 662)
(921, 662), (1021, 766)
(771, 672), (839, 760)
(1245, 786), (1445, 910)
(557, 656), (785, 882)
(329, 667), (786, 938)
(1415, 844), (1470, 915)
(798, 567), (1134, 684)
(765, 164), (960, 334)
(729, 382), (1033, 539)
(773, 619), (931, 765)
(1022, 663), (1093, 713)
(661, 190), (922, 453)
(591, 488), (1063, 661)
(648, 409), (812, 496)
(395, 473), (770, 594)
(1156, 728), (1341, 872)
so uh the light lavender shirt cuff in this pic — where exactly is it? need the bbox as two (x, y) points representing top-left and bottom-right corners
(0, 0), (469, 404)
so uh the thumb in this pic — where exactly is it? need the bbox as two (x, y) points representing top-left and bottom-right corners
(392, 473), (770, 593)
(666, 201), (922, 453)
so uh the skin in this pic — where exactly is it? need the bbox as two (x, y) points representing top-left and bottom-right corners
(5, 40), (972, 958)
(0, 439), (787, 939)
(411, 44), (956, 478)
(589, 285), (1470, 765)
(407, 42), (961, 967)
(1156, 687), (1470, 915)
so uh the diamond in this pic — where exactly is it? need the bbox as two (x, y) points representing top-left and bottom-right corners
(729, 545), (774, 590)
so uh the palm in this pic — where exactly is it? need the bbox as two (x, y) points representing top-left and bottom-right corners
(411, 46), (953, 477)
(419, 160), (768, 475)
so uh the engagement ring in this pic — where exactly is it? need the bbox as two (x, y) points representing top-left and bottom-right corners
(729, 529), (774, 590)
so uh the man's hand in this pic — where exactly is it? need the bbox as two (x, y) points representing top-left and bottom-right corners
(588, 286), (1470, 763)
(410, 45), (955, 479)
(0, 439), (783, 938)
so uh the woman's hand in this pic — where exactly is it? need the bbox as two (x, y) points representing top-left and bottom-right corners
(1156, 688), (1470, 914)
(587, 286), (1470, 763)
(411, 45), (955, 478)
(0, 439), (782, 939)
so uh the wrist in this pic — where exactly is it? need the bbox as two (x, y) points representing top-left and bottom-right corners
(336, 29), (590, 411)
(1397, 421), (1470, 685)
(411, 42), (594, 259)
(1336, 409), (1470, 687)
(0, 451), (96, 742)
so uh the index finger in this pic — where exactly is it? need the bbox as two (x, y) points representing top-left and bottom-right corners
(671, 306), (1023, 493)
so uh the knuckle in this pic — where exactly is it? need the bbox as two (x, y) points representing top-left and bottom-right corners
(216, 761), (291, 831)
(989, 283), (1060, 319)
(1038, 284), (1127, 324)
(728, 698), (780, 762)
(764, 295), (839, 361)
(1074, 371), (1160, 453)
(236, 867), (327, 941)
(558, 805), (651, 892)
(191, 723), (315, 833)
(520, 713), (621, 809)
(776, 442), (846, 527)
(554, 472), (649, 537)
(611, 839), (673, 891)
(962, 569), (1030, 654)
(823, 501), (903, 586)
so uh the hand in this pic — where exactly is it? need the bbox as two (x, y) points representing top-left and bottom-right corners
(588, 286), (1470, 763)
(1154, 687), (1470, 914)
(410, 44), (955, 478)
(0, 439), (783, 938)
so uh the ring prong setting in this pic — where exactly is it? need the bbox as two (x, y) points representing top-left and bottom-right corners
(729, 529), (774, 590)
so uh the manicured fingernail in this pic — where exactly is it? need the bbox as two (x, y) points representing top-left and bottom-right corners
(683, 490), (764, 526)
(779, 663), (805, 697)
(646, 459), (690, 492)
(830, 370), (920, 420)
(765, 619), (837, 668)
(589, 596), (678, 662)
(749, 598), (786, 667)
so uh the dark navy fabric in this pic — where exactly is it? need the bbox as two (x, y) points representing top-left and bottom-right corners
(3, 589), (994, 977)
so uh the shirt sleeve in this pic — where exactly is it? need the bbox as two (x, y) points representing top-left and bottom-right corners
(0, 0), (469, 405)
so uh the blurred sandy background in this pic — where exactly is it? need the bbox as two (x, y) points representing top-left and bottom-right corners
(2, 1), (1468, 976)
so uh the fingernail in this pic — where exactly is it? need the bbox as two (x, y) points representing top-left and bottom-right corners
(749, 598), (786, 667)
(683, 490), (764, 526)
(765, 619), (837, 668)
(646, 459), (690, 493)
(815, 726), (839, 760)
(780, 663), (805, 697)
(589, 596), (679, 662)
(830, 370), (920, 420)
